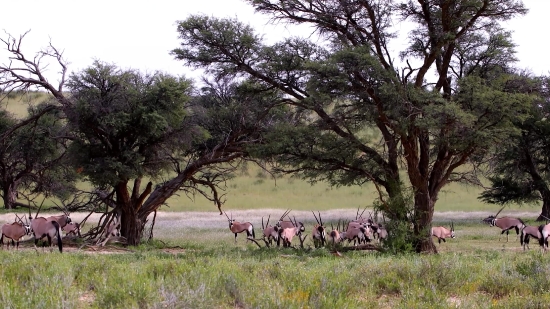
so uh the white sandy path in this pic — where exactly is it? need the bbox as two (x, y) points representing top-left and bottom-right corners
(0, 209), (541, 230)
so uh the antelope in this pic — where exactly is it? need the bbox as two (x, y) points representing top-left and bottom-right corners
(63, 222), (82, 238)
(1, 216), (31, 250)
(261, 215), (279, 246)
(224, 212), (255, 243)
(277, 216), (304, 248)
(431, 222), (455, 244)
(98, 214), (121, 246)
(29, 216), (63, 252)
(46, 213), (72, 229)
(538, 223), (550, 252)
(311, 211), (326, 248)
(342, 225), (369, 246)
(327, 221), (342, 245)
(482, 206), (526, 242)
(276, 209), (305, 231)
(520, 225), (542, 251)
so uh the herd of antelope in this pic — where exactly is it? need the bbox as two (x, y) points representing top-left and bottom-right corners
(0, 207), (121, 253)
(224, 206), (550, 252)
(224, 208), (389, 249)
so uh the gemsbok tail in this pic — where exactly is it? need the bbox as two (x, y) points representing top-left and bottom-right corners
(538, 225), (547, 248)
(52, 221), (63, 253)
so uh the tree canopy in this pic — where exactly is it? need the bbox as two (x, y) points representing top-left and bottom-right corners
(172, 0), (532, 253)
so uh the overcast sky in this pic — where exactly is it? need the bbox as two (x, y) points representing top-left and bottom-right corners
(1, 0), (548, 85)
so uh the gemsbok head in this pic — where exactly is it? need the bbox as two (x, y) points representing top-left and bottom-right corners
(431, 222), (455, 244)
(311, 211), (326, 248)
(224, 211), (255, 243)
(482, 206), (525, 242)
(1, 215), (31, 250)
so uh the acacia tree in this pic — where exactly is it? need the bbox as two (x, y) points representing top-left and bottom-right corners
(172, 0), (532, 252)
(480, 76), (550, 221)
(0, 103), (72, 209)
(0, 34), (285, 245)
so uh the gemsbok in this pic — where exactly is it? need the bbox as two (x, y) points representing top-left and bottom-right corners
(482, 206), (526, 242)
(520, 225), (542, 251)
(538, 223), (550, 252)
(29, 216), (63, 252)
(327, 221), (342, 245)
(46, 213), (72, 229)
(431, 222), (455, 244)
(63, 222), (82, 238)
(342, 225), (369, 246)
(224, 212), (255, 243)
(311, 211), (326, 248)
(277, 216), (304, 248)
(1, 217), (31, 250)
(261, 215), (279, 246)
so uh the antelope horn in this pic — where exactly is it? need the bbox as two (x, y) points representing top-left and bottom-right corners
(355, 206), (360, 220)
(223, 211), (230, 220)
(318, 211), (324, 226)
(262, 216), (265, 230)
(312, 211), (320, 225)
(279, 209), (291, 221)
(359, 206), (368, 219)
(266, 214), (271, 227)
(495, 206), (506, 218)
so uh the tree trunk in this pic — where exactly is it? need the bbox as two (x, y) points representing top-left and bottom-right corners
(537, 189), (550, 222)
(120, 206), (144, 246)
(412, 190), (437, 254)
(2, 182), (17, 209)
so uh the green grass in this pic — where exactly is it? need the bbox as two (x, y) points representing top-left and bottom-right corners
(4, 220), (550, 309)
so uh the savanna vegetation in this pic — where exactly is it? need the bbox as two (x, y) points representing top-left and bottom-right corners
(0, 0), (548, 255)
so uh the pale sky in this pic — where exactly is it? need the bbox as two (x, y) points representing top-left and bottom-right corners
(1, 0), (548, 85)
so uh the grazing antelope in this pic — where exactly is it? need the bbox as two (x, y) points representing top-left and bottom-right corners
(224, 212), (255, 243)
(29, 216), (63, 252)
(431, 223), (455, 244)
(1, 217), (31, 250)
(63, 222), (82, 238)
(261, 215), (279, 246)
(482, 206), (525, 242)
(520, 225), (542, 251)
(311, 211), (326, 248)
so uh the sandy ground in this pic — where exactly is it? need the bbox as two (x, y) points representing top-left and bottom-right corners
(0, 208), (541, 253)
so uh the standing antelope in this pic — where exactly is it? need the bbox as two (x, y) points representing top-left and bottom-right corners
(1, 216), (31, 250)
(261, 215), (279, 246)
(277, 216), (304, 248)
(431, 222), (455, 244)
(224, 212), (255, 243)
(29, 216), (63, 252)
(342, 226), (369, 246)
(520, 225), (542, 251)
(538, 223), (550, 252)
(46, 213), (72, 229)
(311, 211), (326, 248)
(482, 206), (525, 242)
(327, 221), (342, 245)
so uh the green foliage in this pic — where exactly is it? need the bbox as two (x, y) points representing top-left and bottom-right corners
(66, 61), (194, 187)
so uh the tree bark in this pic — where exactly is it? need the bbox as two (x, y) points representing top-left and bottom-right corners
(412, 189), (438, 254)
(537, 190), (550, 222)
(2, 182), (17, 209)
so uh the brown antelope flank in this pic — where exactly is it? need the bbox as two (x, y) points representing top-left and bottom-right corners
(482, 206), (526, 242)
